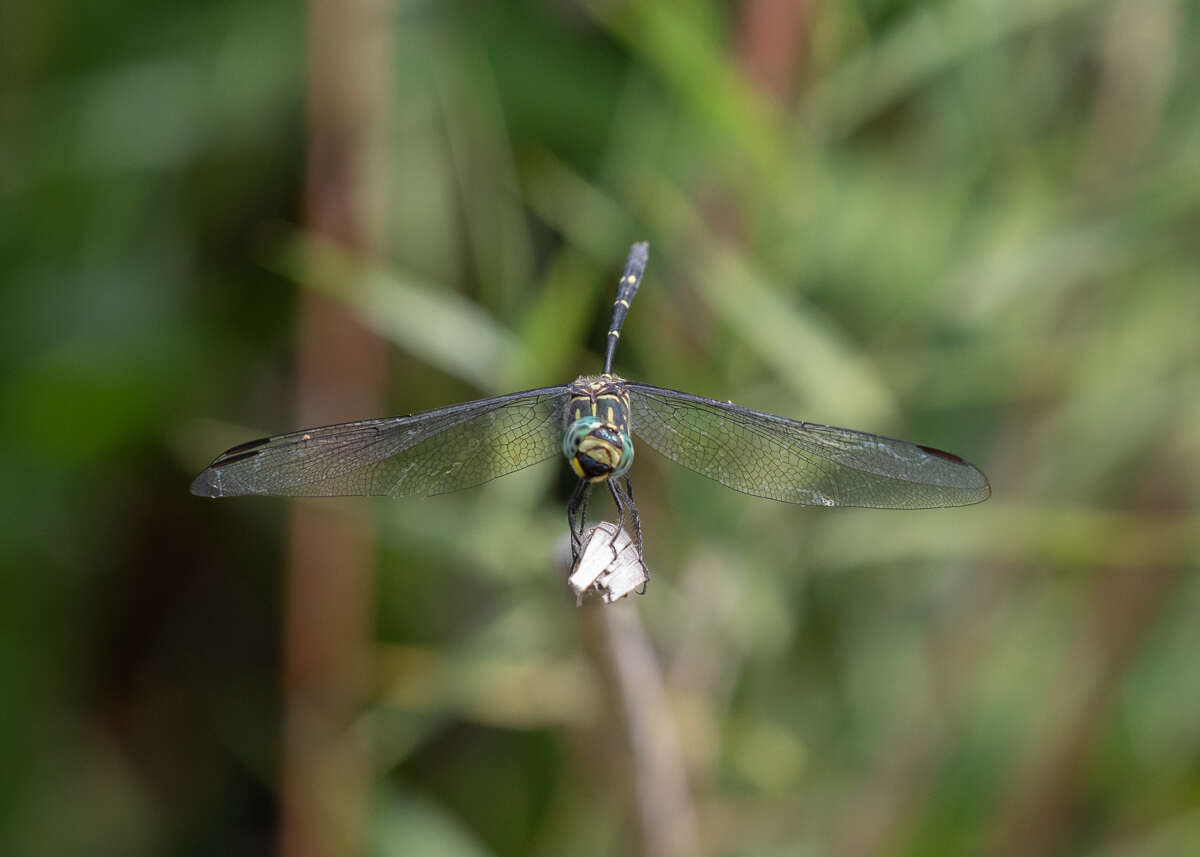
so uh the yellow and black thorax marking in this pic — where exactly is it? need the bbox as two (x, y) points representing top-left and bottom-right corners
(562, 375), (634, 482)
(566, 375), (631, 432)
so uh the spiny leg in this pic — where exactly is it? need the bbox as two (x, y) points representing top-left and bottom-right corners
(621, 476), (645, 564)
(567, 480), (591, 565)
(620, 476), (648, 592)
(607, 477), (647, 576)
(608, 479), (629, 558)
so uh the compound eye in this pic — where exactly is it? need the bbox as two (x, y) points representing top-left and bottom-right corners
(611, 432), (635, 479)
(562, 416), (602, 459)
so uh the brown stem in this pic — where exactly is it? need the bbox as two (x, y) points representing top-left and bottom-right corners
(736, 0), (815, 102)
(577, 599), (701, 857)
(280, 1), (388, 855)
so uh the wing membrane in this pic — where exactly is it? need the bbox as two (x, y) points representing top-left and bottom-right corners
(191, 387), (569, 498)
(627, 383), (989, 509)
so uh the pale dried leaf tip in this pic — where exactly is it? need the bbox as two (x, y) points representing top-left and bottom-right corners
(568, 522), (648, 605)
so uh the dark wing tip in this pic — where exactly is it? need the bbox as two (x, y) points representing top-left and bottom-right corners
(916, 443), (966, 464)
(190, 441), (268, 498)
(223, 436), (271, 455)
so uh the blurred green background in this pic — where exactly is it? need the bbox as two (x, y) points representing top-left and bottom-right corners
(3, 0), (1198, 855)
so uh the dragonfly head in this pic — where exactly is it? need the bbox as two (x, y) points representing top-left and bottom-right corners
(563, 416), (634, 482)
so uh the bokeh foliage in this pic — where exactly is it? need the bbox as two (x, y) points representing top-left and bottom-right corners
(2, 0), (1198, 856)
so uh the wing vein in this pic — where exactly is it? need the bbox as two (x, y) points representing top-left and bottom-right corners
(627, 382), (989, 509)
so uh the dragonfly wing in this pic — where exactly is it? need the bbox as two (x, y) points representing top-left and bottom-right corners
(192, 387), (570, 498)
(627, 383), (989, 509)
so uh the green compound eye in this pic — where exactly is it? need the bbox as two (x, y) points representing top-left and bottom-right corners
(562, 417), (635, 481)
(562, 417), (602, 459)
(611, 431), (634, 479)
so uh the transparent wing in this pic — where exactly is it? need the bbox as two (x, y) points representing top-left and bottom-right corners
(627, 383), (989, 509)
(191, 387), (569, 498)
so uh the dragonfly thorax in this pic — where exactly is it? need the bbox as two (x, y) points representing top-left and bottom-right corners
(563, 417), (633, 482)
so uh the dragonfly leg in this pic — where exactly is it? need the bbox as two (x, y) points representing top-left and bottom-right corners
(621, 476), (648, 592)
(608, 479), (628, 556)
(622, 477), (645, 563)
(608, 477), (648, 590)
(567, 480), (591, 565)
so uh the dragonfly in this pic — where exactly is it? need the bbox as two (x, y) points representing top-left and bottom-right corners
(192, 242), (990, 569)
